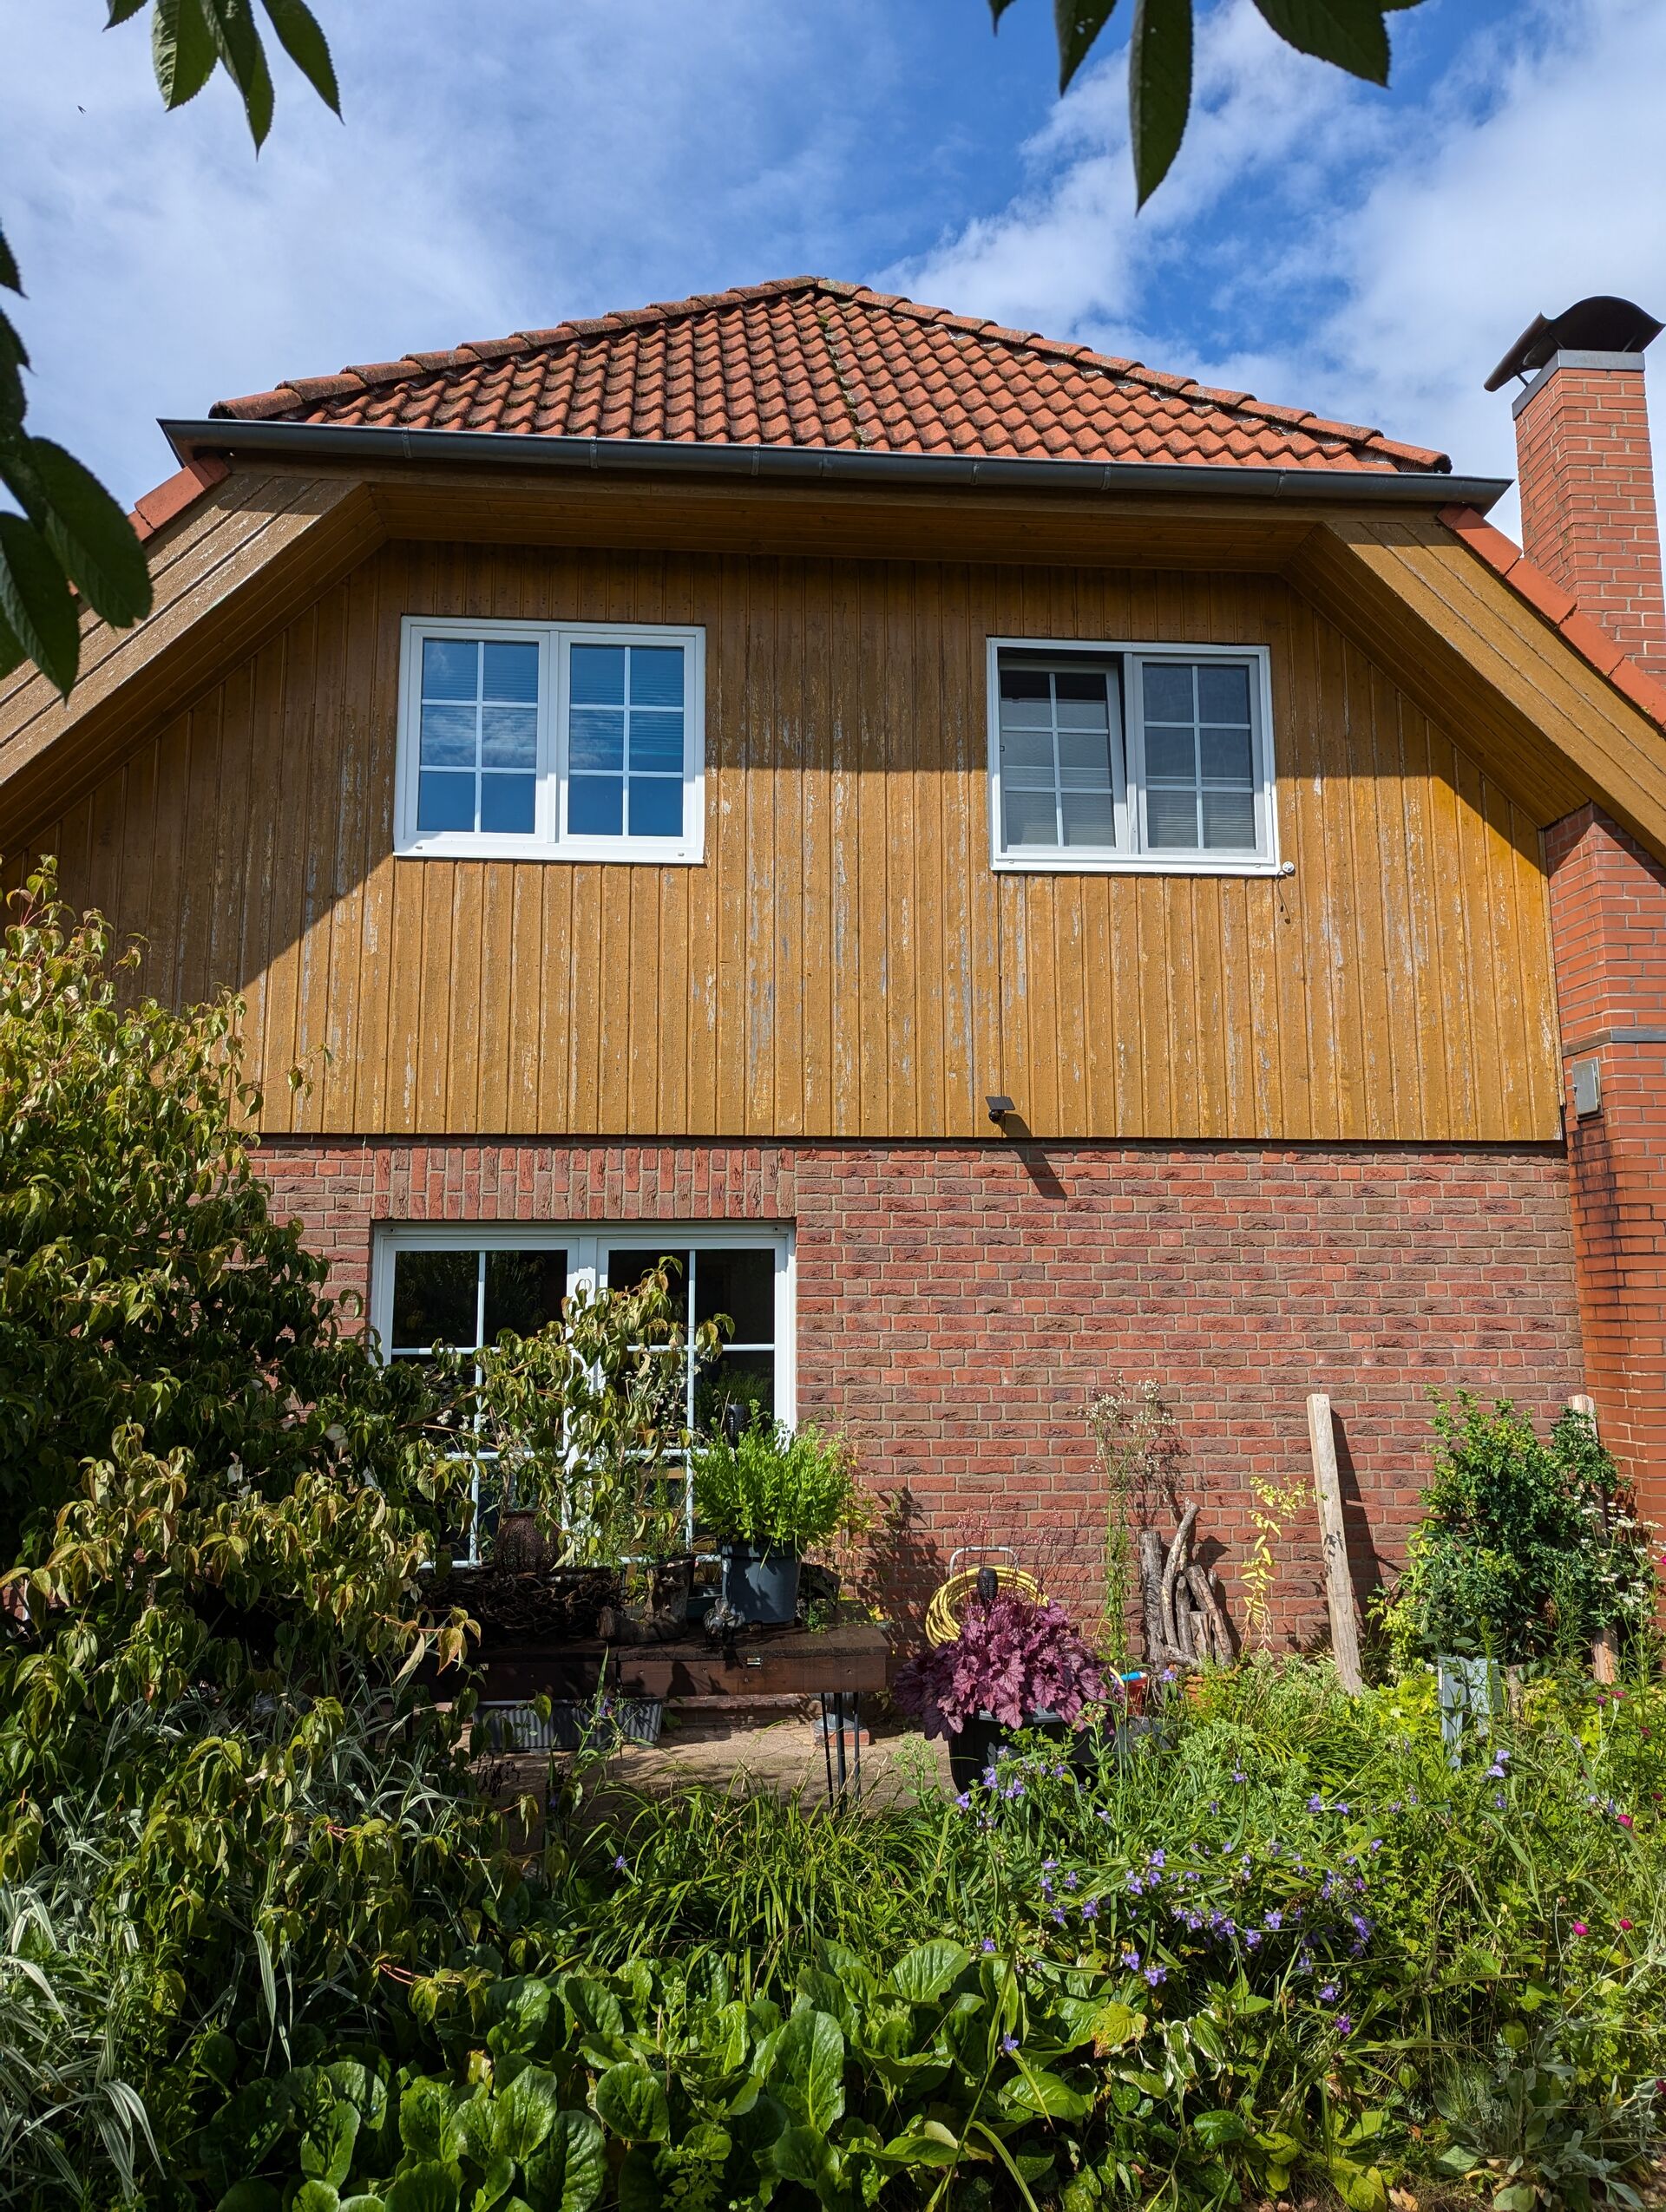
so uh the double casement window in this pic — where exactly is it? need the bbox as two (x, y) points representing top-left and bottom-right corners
(371, 1228), (793, 1558)
(987, 639), (1277, 874)
(396, 618), (705, 862)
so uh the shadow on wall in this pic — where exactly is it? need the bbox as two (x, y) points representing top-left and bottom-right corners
(849, 1482), (944, 1650)
(1333, 1410), (1387, 1623)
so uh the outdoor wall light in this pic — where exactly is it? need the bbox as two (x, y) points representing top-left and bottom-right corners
(986, 1094), (1015, 1125)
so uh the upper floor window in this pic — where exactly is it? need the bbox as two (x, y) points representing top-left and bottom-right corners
(396, 618), (705, 862)
(987, 639), (1277, 874)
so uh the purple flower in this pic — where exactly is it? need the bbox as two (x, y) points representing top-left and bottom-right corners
(1231, 1768), (1248, 1784)
(954, 1791), (972, 1810)
(1051, 1908), (1066, 1926)
(1308, 1795), (1325, 1814)
(1064, 1871), (1079, 1890)
(613, 1855), (628, 1873)
(1081, 1897), (1099, 1921)
(1336, 2014), (1354, 2037)
(1208, 1801), (1220, 1815)
(1244, 1929), (1263, 1949)
(1149, 1849), (1166, 1868)
(980, 1937), (998, 1954)
(1121, 1947), (1142, 1971)
(1319, 1982), (1339, 2003)
(1264, 1910), (1283, 1932)
(1001, 2033), (1020, 2054)
(1145, 1964), (1168, 1986)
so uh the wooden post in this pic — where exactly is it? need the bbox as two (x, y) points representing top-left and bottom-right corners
(1307, 1392), (1363, 1692)
(1569, 1394), (1618, 1683)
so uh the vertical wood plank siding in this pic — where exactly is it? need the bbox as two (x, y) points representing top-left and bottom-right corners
(35, 543), (1563, 1142)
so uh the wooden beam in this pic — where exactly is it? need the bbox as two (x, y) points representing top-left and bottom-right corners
(1307, 1391), (1363, 1692)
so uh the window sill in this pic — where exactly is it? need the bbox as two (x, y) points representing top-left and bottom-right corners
(990, 852), (1287, 878)
(394, 837), (705, 865)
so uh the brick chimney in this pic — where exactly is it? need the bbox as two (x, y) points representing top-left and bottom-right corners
(1489, 298), (1666, 1516)
(1487, 294), (1666, 685)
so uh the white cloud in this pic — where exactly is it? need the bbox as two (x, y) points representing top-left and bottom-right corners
(889, 0), (1666, 536)
(0, 0), (904, 501)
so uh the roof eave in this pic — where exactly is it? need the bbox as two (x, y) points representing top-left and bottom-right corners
(160, 417), (1505, 512)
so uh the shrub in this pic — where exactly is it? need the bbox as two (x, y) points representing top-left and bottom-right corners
(690, 1417), (866, 1555)
(1382, 1394), (1656, 1665)
(892, 1589), (1105, 1738)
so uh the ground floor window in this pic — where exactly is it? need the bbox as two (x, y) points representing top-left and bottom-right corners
(370, 1227), (794, 1555)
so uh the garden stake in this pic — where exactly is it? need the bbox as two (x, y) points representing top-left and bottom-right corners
(1307, 1391), (1363, 1692)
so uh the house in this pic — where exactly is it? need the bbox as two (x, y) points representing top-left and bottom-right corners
(4, 276), (1666, 1643)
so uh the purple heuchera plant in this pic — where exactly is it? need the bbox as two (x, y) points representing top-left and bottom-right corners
(893, 1591), (1105, 1740)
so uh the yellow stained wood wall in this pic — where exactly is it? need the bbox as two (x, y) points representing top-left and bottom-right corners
(33, 541), (1563, 1142)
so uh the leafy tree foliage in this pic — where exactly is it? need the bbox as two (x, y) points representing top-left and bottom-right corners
(995, 0), (1429, 203)
(1384, 1394), (1656, 1664)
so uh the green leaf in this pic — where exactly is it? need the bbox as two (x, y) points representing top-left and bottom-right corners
(294, 2187), (339, 2212)
(471, 2156), (514, 2212)
(400, 2081), (464, 2164)
(152, 0), (219, 108)
(592, 2063), (669, 2144)
(773, 2009), (845, 2135)
(765, 2124), (839, 2192)
(1000, 2066), (1092, 2121)
(260, 0), (341, 111)
(0, 511), (80, 693)
(878, 2128), (961, 2169)
(1191, 2108), (1250, 2149)
(988, 0), (1023, 23)
(302, 2101), (361, 2189)
(492, 2067), (562, 2163)
(1251, 0), (1391, 83)
(13, 435), (154, 624)
(383, 2166), (460, 2212)
(1054, 0), (1124, 91)
(216, 2187), (282, 2212)
(0, 220), (20, 294)
(522, 2111), (606, 2212)
(200, 0), (277, 144)
(1129, 0), (1192, 205)
(106, 0), (149, 23)
(889, 1940), (969, 2006)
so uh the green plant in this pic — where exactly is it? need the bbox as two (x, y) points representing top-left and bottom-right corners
(1239, 1469), (1309, 1649)
(691, 1419), (868, 1557)
(446, 1266), (725, 1567)
(1086, 1378), (1179, 1664)
(1381, 1395), (1657, 1666)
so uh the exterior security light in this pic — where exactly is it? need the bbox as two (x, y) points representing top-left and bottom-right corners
(986, 1094), (1014, 1124)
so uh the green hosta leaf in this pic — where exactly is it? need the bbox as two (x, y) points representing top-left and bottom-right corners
(522, 2111), (606, 2212)
(383, 2167), (460, 2212)
(152, 0), (219, 108)
(260, 0), (340, 111)
(341, 2198), (386, 2212)
(1054, 0), (1124, 91)
(1251, 0), (1391, 82)
(764, 2124), (840, 2192)
(301, 2101), (360, 2189)
(0, 511), (79, 693)
(294, 2187), (339, 2212)
(492, 2067), (562, 2163)
(1130, 0), (1192, 205)
(326, 2064), (385, 2130)
(889, 1940), (969, 2007)
(878, 2126), (961, 2169)
(592, 2062), (669, 2144)
(470, 2156), (514, 2212)
(200, 0), (277, 143)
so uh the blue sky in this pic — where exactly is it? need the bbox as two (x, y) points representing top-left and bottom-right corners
(3, 0), (1663, 535)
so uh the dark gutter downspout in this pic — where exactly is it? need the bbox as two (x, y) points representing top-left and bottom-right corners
(159, 417), (1510, 514)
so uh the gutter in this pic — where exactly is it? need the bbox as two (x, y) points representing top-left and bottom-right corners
(160, 417), (1509, 514)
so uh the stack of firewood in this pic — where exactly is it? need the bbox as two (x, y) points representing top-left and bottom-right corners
(1138, 1503), (1233, 1668)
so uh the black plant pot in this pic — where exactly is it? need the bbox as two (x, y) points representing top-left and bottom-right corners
(718, 1542), (802, 1626)
(948, 1709), (1083, 1794)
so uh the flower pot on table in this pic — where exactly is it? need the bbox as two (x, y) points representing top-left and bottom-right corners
(718, 1541), (801, 1626)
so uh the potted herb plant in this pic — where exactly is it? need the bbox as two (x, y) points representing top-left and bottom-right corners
(894, 1583), (1105, 1791)
(691, 1417), (867, 1626)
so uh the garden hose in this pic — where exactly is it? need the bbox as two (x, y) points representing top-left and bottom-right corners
(925, 1564), (1044, 1646)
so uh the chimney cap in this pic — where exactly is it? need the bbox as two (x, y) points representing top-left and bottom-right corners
(1486, 295), (1664, 392)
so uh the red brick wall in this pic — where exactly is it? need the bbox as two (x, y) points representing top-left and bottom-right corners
(259, 1135), (1584, 1649)
(1515, 359), (1666, 686)
(1545, 804), (1666, 1515)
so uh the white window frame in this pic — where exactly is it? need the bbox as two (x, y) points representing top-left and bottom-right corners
(395, 617), (707, 864)
(986, 637), (1279, 876)
(370, 1225), (796, 1556)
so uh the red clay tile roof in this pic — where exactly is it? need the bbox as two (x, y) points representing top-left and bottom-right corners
(209, 275), (1450, 475)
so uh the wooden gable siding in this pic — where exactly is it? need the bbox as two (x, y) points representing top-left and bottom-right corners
(26, 540), (1562, 1144)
